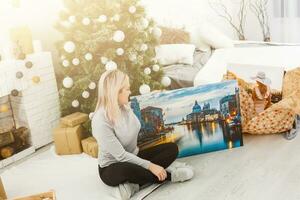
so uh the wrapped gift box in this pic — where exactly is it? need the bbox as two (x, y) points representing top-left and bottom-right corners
(60, 112), (89, 127)
(53, 124), (85, 155)
(12, 190), (56, 200)
(0, 178), (7, 200)
(81, 136), (98, 158)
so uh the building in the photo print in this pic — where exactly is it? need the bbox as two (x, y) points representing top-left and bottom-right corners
(186, 101), (220, 123)
(130, 97), (145, 128)
(219, 88), (239, 118)
(141, 106), (164, 135)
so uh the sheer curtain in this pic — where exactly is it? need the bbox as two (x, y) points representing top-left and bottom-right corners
(270, 0), (300, 43)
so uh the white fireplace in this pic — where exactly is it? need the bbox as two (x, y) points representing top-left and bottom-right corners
(0, 52), (60, 168)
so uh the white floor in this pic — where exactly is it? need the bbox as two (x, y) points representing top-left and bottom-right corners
(2, 129), (300, 200)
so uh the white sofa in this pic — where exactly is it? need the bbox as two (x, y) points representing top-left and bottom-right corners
(194, 46), (300, 86)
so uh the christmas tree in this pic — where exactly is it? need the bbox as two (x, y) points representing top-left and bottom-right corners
(55, 0), (170, 120)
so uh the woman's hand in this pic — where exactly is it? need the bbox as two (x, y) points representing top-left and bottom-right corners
(148, 163), (167, 181)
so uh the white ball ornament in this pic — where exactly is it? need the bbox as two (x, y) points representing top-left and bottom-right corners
(84, 53), (93, 61)
(63, 76), (73, 88)
(62, 60), (70, 67)
(89, 112), (95, 120)
(68, 15), (76, 23)
(105, 61), (118, 71)
(139, 84), (151, 95)
(113, 30), (125, 43)
(64, 41), (76, 53)
(152, 27), (162, 38)
(82, 17), (91, 25)
(144, 67), (151, 75)
(72, 58), (80, 66)
(88, 82), (96, 90)
(161, 76), (171, 87)
(140, 44), (148, 51)
(82, 90), (90, 99)
(129, 53), (137, 62)
(129, 6), (136, 13)
(152, 64), (160, 72)
(116, 48), (124, 56)
(140, 18), (149, 29)
(98, 15), (107, 23)
(72, 100), (79, 108)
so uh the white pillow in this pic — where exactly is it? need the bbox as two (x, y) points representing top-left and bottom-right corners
(190, 21), (234, 50)
(155, 44), (195, 66)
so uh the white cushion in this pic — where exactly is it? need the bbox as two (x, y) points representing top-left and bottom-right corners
(193, 46), (300, 86)
(155, 44), (195, 65)
(190, 21), (234, 50)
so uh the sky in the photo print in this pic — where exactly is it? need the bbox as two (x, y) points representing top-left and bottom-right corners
(131, 80), (238, 124)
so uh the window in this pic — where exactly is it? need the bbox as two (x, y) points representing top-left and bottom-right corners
(273, 0), (300, 18)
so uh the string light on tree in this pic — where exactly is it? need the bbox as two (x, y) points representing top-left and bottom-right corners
(98, 15), (107, 23)
(129, 53), (137, 62)
(113, 30), (125, 43)
(139, 84), (151, 94)
(129, 6), (136, 13)
(101, 56), (108, 64)
(82, 17), (91, 25)
(105, 61), (117, 71)
(61, 21), (71, 28)
(62, 60), (70, 67)
(152, 64), (160, 72)
(64, 41), (75, 53)
(112, 14), (120, 22)
(140, 44), (148, 51)
(63, 76), (73, 88)
(144, 67), (151, 75)
(82, 90), (90, 99)
(68, 15), (76, 23)
(84, 53), (93, 61)
(72, 58), (80, 66)
(72, 100), (79, 108)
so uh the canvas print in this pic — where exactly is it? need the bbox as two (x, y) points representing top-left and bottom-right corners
(227, 63), (285, 114)
(130, 80), (243, 158)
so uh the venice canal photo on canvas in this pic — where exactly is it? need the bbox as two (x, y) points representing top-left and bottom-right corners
(130, 80), (243, 158)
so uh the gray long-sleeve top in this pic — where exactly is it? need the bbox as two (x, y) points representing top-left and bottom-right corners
(91, 106), (151, 169)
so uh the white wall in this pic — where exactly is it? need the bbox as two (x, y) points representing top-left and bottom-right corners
(1, 0), (299, 72)
(141, 0), (265, 41)
(0, 0), (63, 70)
(141, 0), (236, 39)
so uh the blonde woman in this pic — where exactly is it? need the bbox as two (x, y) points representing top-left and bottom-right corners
(92, 70), (194, 198)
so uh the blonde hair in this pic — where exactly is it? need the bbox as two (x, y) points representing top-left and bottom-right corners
(95, 70), (129, 124)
